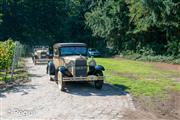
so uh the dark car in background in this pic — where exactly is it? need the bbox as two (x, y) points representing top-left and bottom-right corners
(88, 48), (101, 57)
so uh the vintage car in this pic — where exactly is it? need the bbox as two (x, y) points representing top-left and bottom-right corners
(88, 48), (101, 57)
(47, 43), (105, 91)
(32, 46), (50, 65)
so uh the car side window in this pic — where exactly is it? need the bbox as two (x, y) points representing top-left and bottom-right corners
(54, 48), (59, 56)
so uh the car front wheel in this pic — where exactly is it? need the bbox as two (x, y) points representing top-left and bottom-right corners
(57, 71), (65, 91)
(48, 67), (54, 81)
(94, 71), (104, 89)
(34, 60), (37, 65)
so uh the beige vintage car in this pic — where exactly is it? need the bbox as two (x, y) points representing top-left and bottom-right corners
(32, 46), (50, 65)
(47, 43), (105, 91)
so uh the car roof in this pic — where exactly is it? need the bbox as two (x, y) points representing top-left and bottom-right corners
(53, 43), (87, 48)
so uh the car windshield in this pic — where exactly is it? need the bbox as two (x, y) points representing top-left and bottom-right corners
(60, 47), (87, 56)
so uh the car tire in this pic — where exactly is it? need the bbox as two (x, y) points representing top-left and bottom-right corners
(32, 57), (34, 63)
(57, 71), (65, 91)
(48, 67), (54, 81)
(34, 60), (37, 65)
(94, 71), (104, 89)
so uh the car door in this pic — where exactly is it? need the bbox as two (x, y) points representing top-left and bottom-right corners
(53, 48), (64, 69)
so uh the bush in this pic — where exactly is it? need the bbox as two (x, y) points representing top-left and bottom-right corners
(172, 58), (180, 64)
(139, 47), (155, 56)
(121, 50), (179, 64)
(138, 55), (174, 62)
(0, 39), (16, 70)
(121, 50), (140, 60)
(166, 39), (180, 56)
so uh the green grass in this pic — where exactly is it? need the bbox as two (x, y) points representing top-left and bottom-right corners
(0, 59), (27, 82)
(0, 70), (27, 82)
(95, 58), (180, 97)
(174, 83), (180, 91)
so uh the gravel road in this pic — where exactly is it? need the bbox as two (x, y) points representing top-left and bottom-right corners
(1, 58), (135, 120)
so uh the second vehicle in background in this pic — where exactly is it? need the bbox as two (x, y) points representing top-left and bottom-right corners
(32, 46), (51, 65)
(88, 48), (101, 57)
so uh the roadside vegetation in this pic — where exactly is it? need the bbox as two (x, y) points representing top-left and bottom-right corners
(96, 58), (180, 97)
(0, 39), (15, 81)
(119, 53), (180, 64)
(0, 59), (27, 81)
(96, 58), (180, 118)
(0, 40), (27, 84)
(0, 0), (179, 60)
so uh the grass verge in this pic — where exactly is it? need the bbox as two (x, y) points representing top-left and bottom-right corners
(0, 59), (28, 83)
(95, 57), (180, 119)
(96, 58), (179, 97)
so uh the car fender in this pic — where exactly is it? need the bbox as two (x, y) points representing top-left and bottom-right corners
(47, 61), (55, 75)
(58, 66), (73, 77)
(95, 65), (105, 71)
(88, 65), (104, 75)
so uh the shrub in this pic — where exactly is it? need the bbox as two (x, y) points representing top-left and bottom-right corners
(173, 58), (180, 64)
(139, 47), (155, 56)
(120, 50), (179, 64)
(0, 39), (15, 70)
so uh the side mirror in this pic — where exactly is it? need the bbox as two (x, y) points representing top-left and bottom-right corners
(55, 51), (58, 55)
(54, 48), (59, 56)
(88, 53), (92, 58)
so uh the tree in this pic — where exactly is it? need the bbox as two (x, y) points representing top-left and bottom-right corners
(85, 0), (129, 51)
(0, 0), (179, 56)
(127, 0), (180, 55)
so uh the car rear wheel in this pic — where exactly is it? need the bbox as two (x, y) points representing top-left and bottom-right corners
(57, 71), (65, 91)
(48, 67), (54, 81)
(34, 60), (37, 65)
(94, 71), (104, 89)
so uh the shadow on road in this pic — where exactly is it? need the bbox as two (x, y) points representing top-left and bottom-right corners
(28, 73), (44, 78)
(64, 82), (129, 96)
(0, 84), (37, 98)
(34, 63), (48, 65)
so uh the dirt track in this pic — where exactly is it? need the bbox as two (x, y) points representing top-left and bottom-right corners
(0, 58), (135, 120)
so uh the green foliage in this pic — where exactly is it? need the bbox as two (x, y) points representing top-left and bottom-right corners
(0, 0), (179, 57)
(0, 39), (15, 70)
(128, 0), (180, 31)
(86, 0), (179, 56)
(0, 13), (2, 23)
(138, 55), (174, 62)
(122, 51), (180, 64)
(172, 58), (180, 64)
(139, 47), (155, 56)
(0, 59), (28, 81)
(85, 0), (129, 50)
(0, 0), (99, 47)
(166, 39), (180, 56)
(174, 83), (180, 91)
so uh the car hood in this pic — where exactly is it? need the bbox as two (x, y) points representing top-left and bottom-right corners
(62, 55), (87, 65)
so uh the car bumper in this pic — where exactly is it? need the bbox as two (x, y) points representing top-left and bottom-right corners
(62, 75), (104, 82)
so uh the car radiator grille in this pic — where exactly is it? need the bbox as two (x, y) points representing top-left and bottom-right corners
(40, 52), (47, 59)
(75, 59), (87, 77)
